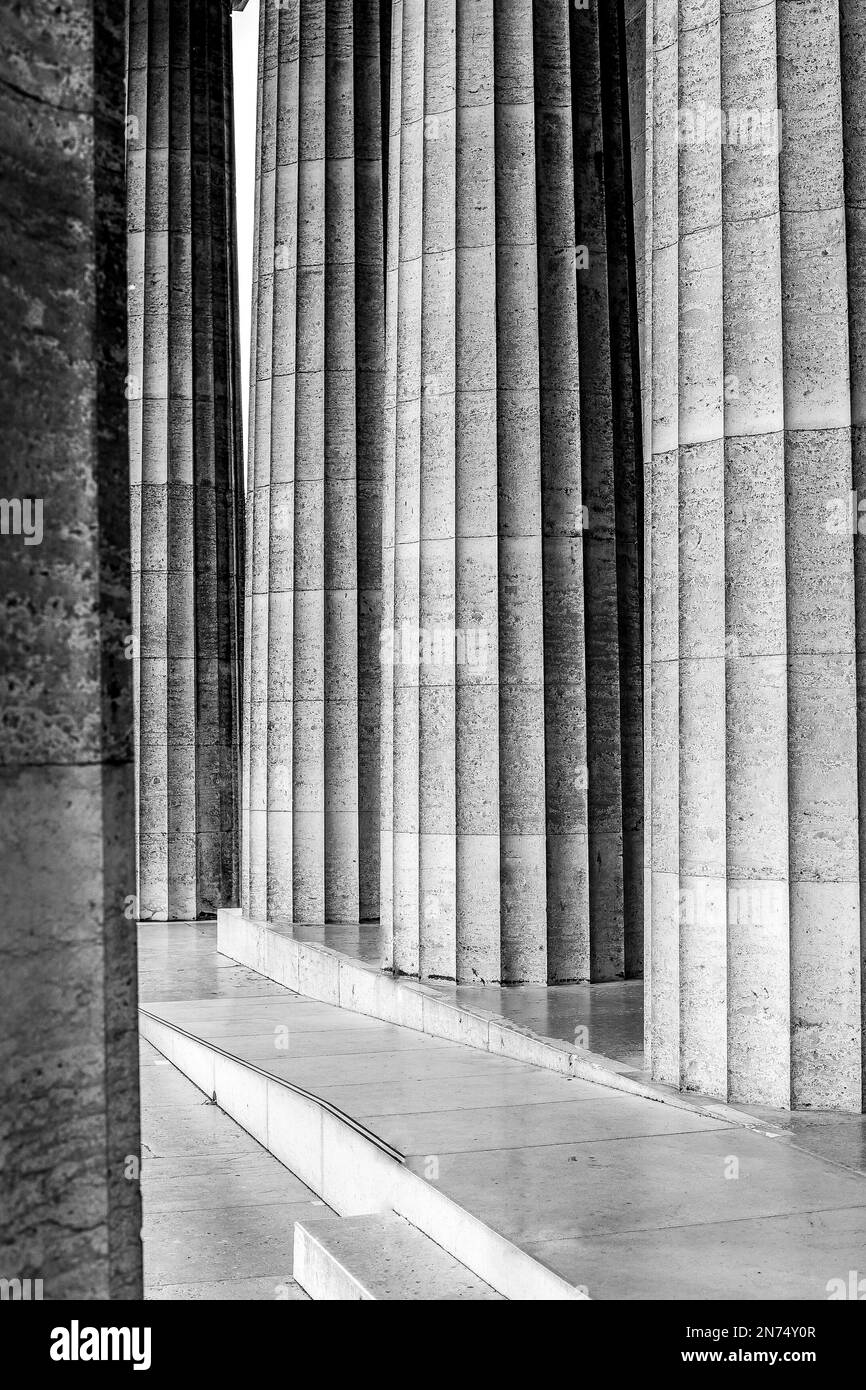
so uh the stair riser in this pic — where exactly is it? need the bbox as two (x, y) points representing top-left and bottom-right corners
(292, 1228), (373, 1301)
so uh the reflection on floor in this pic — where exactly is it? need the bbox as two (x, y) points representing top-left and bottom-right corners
(265, 918), (645, 1064)
(259, 920), (866, 1173)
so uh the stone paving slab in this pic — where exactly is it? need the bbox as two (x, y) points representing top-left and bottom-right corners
(522, 1204), (866, 1302)
(140, 1037), (324, 1300)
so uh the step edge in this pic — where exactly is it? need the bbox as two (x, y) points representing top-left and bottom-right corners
(292, 1215), (504, 1302)
(292, 1223), (376, 1301)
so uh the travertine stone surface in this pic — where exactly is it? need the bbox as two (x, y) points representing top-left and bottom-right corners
(624, 0), (649, 425)
(0, 0), (142, 1296)
(842, 0), (866, 1112)
(128, 0), (245, 921)
(242, 0), (388, 925)
(647, 0), (865, 1110)
(380, 0), (643, 983)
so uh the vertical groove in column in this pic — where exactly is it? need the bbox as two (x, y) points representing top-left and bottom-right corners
(624, 0), (647, 402)
(573, 0), (626, 980)
(417, 0), (457, 978)
(128, 0), (149, 904)
(841, 0), (866, 1112)
(601, 0), (645, 979)
(295, 0), (327, 919)
(241, 0), (266, 917)
(137, 0), (170, 919)
(642, 0), (654, 1030)
(721, 0), (788, 1108)
(213, 1), (245, 912)
(355, 0), (387, 922)
(291, 0), (326, 921)
(676, 0), (726, 1097)
(647, 0), (679, 1083)
(380, 0), (404, 955)
(223, 6), (246, 916)
(325, 0), (361, 922)
(495, 0), (547, 984)
(779, 0), (859, 1111)
(166, 0), (196, 921)
(130, 0), (244, 922)
(535, 0), (589, 982)
(454, 0), (500, 983)
(392, 0), (424, 975)
(249, 0), (277, 917)
(266, 0), (299, 918)
(191, 0), (218, 912)
(293, 0), (327, 920)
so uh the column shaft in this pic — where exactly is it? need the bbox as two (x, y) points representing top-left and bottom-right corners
(648, 0), (679, 1083)
(455, 0), (501, 982)
(537, 0), (589, 982)
(600, 0), (645, 979)
(418, 0), (458, 980)
(380, 0), (404, 955)
(0, 0), (142, 1296)
(647, 0), (864, 1109)
(722, 0), (788, 1107)
(357, 0), (387, 922)
(779, 0), (859, 1110)
(574, 0), (627, 980)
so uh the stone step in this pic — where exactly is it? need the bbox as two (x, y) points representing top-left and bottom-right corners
(293, 1215), (504, 1301)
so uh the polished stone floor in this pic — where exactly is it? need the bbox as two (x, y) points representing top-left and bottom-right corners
(264, 918), (645, 1063)
(240, 924), (866, 1174)
(139, 923), (866, 1299)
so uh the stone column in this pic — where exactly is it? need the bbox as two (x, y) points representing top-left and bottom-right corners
(128, 0), (245, 922)
(242, 0), (388, 924)
(0, 0), (142, 1296)
(380, 0), (643, 983)
(647, 0), (865, 1110)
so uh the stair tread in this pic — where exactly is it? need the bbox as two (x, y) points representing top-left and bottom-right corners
(294, 1215), (504, 1300)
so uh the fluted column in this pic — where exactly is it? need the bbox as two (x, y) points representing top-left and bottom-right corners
(381, 0), (643, 983)
(127, 0), (245, 921)
(648, 0), (865, 1110)
(0, 0), (141, 1295)
(242, 0), (388, 924)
